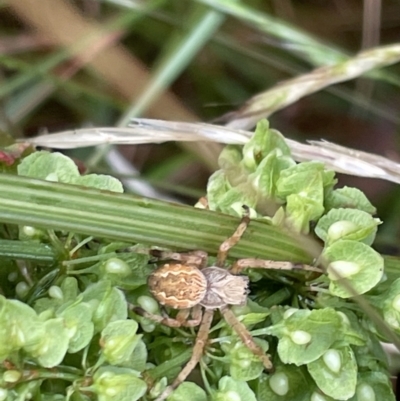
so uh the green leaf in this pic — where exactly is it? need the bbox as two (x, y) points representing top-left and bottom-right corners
(336, 310), (367, 347)
(168, 382), (207, 401)
(323, 240), (384, 298)
(18, 151), (123, 192)
(239, 312), (270, 327)
(371, 278), (400, 335)
(229, 338), (268, 381)
(18, 151), (79, 183)
(307, 346), (357, 400)
(76, 174), (123, 193)
(82, 280), (128, 333)
(57, 301), (94, 353)
(315, 208), (381, 245)
(215, 183), (258, 216)
(61, 277), (79, 303)
(219, 145), (243, 170)
(122, 338), (147, 372)
(100, 253), (152, 290)
(100, 320), (141, 365)
(0, 297), (14, 360)
(255, 367), (314, 401)
(218, 145), (247, 185)
(9, 381), (42, 401)
(276, 161), (335, 199)
(92, 366), (147, 401)
(249, 150), (295, 200)
(348, 372), (395, 401)
(207, 170), (231, 211)
(213, 376), (257, 401)
(242, 120), (291, 171)
(324, 186), (376, 214)
(285, 193), (324, 233)
(271, 308), (342, 365)
(276, 162), (335, 232)
(34, 277), (79, 315)
(34, 296), (60, 315)
(0, 296), (42, 360)
(352, 331), (388, 371)
(34, 318), (69, 367)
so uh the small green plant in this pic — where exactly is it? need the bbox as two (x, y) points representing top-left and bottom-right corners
(0, 120), (397, 400)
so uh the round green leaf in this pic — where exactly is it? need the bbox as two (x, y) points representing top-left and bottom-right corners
(348, 372), (395, 401)
(18, 151), (79, 183)
(3, 298), (42, 357)
(93, 366), (146, 401)
(101, 320), (140, 365)
(315, 208), (381, 245)
(82, 280), (127, 333)
(214, 376), (257, 401)
(18, 151), (123, 192)
(34, 318), (69, 367)
(377, 278), (400, 333)
(229, 339), (268, 381)
(324, 187), (376, 215)
(76, 174), (123, 193)
(307, 346), (357, 400)
(255, 367), (314, 401)
(274, 308), (342, 365)
(121, 338), (147, 372)
(167, 382), (207, 401)
(57, 302), (94, 353)
(323, 240), (384, 298)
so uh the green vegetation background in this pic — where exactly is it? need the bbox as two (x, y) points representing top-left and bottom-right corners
(2, 1), (400, 400)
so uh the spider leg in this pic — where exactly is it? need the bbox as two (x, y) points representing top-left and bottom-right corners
(129, 304), (203, 327)
(151, 250), (208, 269)
(220, 305), (273, 370)
(216, 206), (250, 267)
(154, 309), (214, 401)
(196, 196), (209, 209)
(229, 258), (322, 275)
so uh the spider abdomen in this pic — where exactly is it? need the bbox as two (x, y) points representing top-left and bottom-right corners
(148, 263), (208, 309)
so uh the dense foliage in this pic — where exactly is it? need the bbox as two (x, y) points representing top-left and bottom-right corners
(0, 121), (397, 401)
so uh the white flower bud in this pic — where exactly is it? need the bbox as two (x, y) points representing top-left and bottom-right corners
(290, 330), (311, 345)
(327, 261), (361, 281)
(269, 372), (289, 396)
(49, 285), (63, 300)
(15, 281), (30, 298)
(356, 383), (375, 401)
(328, 221), (357, 241)
(3, 370), (21, 383)
(323, 349), (341, 373)
(311, 392), (327, 401)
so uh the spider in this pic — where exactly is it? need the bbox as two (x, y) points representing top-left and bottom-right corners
(133, 208), (321, 401)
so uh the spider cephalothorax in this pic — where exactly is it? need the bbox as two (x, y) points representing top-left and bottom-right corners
(133, 210), (321, 401)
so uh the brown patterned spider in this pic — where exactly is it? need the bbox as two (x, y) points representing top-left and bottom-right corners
(133, 208), (321, 401)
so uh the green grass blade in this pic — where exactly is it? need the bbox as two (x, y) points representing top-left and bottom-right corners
(118, 4), (227, 125)
(0, 174), (311, 262)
